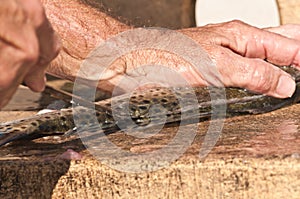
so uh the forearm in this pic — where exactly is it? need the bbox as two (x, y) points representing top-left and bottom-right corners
(41, 0), (300, 98)
(42, 0), (131, 81)
(41, 0), (199, 92)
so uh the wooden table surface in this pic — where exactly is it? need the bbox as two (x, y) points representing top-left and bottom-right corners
(0, 0), (300, 198)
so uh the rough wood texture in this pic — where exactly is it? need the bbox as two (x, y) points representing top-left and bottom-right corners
(0, 102), (300, 198)
(1, 1), (300, 198)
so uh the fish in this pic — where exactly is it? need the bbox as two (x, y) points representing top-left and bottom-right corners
(0, 66), (300, 146)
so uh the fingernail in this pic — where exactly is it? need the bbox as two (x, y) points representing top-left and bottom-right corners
(27, 74), (46, 92)
(37, 74), (47, 92)
(275, 75), (296, 98)
(44, 75), (47, 84)
(39, 75), (47, 91)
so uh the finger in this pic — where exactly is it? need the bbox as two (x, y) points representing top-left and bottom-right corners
(232, 58), (295, 98)
(0, 84), (19, 109)
(21, 0), (60, 92)
(24, 27), (60, 92)
(0, 44), (38, 108)
(23, 68), (47, 92)
(0, 41), (36, 89)
(210, 46), (296, 98)
(36, 16), (61, 66)
(0, 1), (39, 57)
(215, 20), (300, 67)
(21, 0), (61, 64)
(265, 24), (300, 41)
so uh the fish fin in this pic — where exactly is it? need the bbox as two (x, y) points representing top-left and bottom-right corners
(0, 131), (27, 146)
(63, 127), (78, 137)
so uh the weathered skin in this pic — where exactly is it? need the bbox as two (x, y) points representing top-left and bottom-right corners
(0, 66), (299, 146)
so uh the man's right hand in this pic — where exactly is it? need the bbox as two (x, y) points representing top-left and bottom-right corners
(0, 0), (60, 109)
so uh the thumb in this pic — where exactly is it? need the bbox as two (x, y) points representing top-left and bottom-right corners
(23, 69), (47, 92)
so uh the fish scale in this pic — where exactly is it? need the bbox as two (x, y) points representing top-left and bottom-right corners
(0, 66), (300, 146)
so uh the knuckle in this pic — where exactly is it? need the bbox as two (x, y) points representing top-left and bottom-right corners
(22, 0), (46, 27)
(21, 45), (39, 64)
(0, 74), (15, 91)
(223, 20), (249, 33)
(34, 8), (47, 27)
(249, 65), (272, 92)
(11, 4), (28, 23)
(226, 20), (246, 27)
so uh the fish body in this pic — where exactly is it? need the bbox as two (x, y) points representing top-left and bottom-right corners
(0, 66), (300, 146)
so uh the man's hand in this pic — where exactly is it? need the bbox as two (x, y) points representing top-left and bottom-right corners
(0, 0), (60, 109)
(42, 0), (300, 98)
(180, 20), (300, 98)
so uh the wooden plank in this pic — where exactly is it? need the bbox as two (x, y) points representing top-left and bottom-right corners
(0, 104), (299, 198)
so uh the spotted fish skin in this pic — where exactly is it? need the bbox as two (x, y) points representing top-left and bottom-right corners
(0, 109), (74, 145)
(0, 66), (300, 146)
(0, 87), (214, 145)
(0, 87), (202, 145)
